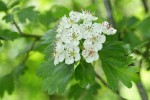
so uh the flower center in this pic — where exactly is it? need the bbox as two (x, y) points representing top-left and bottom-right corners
(88, 50), (95, 57)
(69, 51), (76, 57)
(72, 33), (78, 40)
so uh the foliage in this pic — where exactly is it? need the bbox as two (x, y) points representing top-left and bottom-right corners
(99, 42), (139, 90)
(0, 0), (150, 100)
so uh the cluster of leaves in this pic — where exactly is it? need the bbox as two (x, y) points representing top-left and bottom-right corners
(36, 29), (139, 100)
(0, 0), (39, 97)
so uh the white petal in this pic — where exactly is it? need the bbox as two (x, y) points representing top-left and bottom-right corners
(72, 41), (79, 46)
(75, 53), (81, 61)
(65, 57), (74, 64)
(109, 28), (117, 35)
(86, 57), (93, 63)
(83, 20), (92, 28)
(54, 57), (59, 65)
(69, 11), (81, 22)
(99, 35), (106, 43)
(82, 50), (88, 57)
(83, 39), (92, 47)
(59, 53), (65, 62)
(94, 43), (102, 50)
(94, 53), (99, 61)
(92, 23), (102, 34)
(75, 47), (80, 52)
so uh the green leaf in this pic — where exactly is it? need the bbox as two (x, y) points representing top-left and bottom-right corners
(8, 0), (20, 9)
(2, 14), (14, 23)
(16, 6), (39, 23)
(0, 29), (19, 40)
(0, 73), (14, 97)
(0, 0), (7, 12)
(36, 58), (74, 94)
(68, 83), (100, 100)
(34, 30), (56, 54)
(99, 42), (139, 90)
(123, 30), (141, 49)
(137, 16), (150, 39)
(75, 60), (95, 87)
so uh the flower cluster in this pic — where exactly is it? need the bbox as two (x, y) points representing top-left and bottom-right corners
(53, 10), (117, 65)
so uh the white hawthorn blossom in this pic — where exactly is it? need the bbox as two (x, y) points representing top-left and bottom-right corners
(69, 11), (82, 22)
(53, 10), (117, 65)
(101, 21), (117, 35)
(83, 34), (106, 51)
(63, 24), (82, 46)
(65, 45), (81, 64)
(81, 10), (98, 21)
(82, 45), (99, 63)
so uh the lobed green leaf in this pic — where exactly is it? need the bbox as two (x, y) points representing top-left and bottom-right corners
(0, 0), (7, 12)
(16, 6), (39, 23)
(99, 41), (139, 90)
(68, 83), (100, 100)
(0, 29), (19, 40)
(75, 60), (95, 87)
(36, 58), (74, 94)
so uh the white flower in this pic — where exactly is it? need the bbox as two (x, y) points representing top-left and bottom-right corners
(80, 20), (93, 39)
(65, 45), (81, 64)
(80, 22), (102, 39)
(54, 51), (65, 65)
(59, 15), (75, 28)
(101, 21), (117, 35)
(81, 10), (98, 21)
(54, 41), (65, 65)
(53, 10), (117, 65)
(63, 24), (82, 45)
(91, 23), (102, 35)
(82, 45), (99, 63)
(83, 34), (106, 50)
(69, 11), (82, 22)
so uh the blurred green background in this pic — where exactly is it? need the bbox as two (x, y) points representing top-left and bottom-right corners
(0, 0), (150, 100)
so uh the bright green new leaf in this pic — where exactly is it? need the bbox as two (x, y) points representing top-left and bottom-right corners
(99, 41), (139, 90)
(36, 58), (74, 94)
(0, 0), (7, 12)
(16, 6), (39, 23)
(0, 73), (14, 97)
(75, 60), (95, 87)
(0, 29), (19, 40)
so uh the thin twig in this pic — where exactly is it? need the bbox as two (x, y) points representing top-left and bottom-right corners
(95, 72), (108, 87)
(12, 19), (22, 34)
(13, 38), (37, 77)
(103, 0), (115, 27)
(21, 38), (37, 64)
(4, 12), (42, 39)
(141, 0), (149, 13)
(21, 33), (41, 39)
